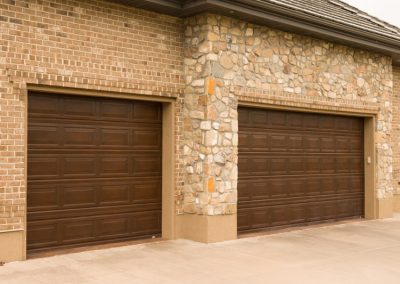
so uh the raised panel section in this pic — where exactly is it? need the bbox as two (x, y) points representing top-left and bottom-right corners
(63, 157), (97, 177)
(28, 157), (59, 178)
(63, 127), (97, 146)
(133, 130), (161, 148)
(28, 125), (59, 146)
(99, 184), (130, 205)
(132, 156), (161, 176)
(133, 102), (161, 122)
(99, 101), (132, 121)
(100, 128), (130, 147)
(63, 97), (96, 118)
(27, 185), (59, 210)
(63, 186), (97, 208)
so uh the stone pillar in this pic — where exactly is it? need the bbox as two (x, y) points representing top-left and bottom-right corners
(178, 14), (238, 242)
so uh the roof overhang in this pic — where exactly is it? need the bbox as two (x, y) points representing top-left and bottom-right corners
(110, 0), (400, 66)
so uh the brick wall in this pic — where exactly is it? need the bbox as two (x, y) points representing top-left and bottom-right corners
(0, 0), (185, 232)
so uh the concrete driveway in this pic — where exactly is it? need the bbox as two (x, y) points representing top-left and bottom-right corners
(2, 217), (400, 284)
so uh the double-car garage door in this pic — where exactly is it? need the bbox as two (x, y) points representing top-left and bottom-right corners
(27, 93), (162, 252)
(238, 107), (364, 233)
(27, 93), (365, 252)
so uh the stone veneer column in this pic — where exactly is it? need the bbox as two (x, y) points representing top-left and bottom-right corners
(178, 15), (238, 242)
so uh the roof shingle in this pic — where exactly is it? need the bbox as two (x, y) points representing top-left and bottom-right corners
(259, 0), (400, 40)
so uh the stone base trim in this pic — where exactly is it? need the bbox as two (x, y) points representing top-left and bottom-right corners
(0, 231), (25, 262)
(377, 198), (393, 219)
(393, 194), (400, 212)
(177, 214), (237, 243)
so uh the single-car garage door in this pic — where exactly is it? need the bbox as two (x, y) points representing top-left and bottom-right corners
(27, 92), (162, 252)
(238, 107), (364, 233)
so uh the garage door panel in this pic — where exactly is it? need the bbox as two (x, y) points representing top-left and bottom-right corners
(289, 206), (307, 224)
(27, 223), (59, 249)
(238, 107), (364, 233)
(336, 136), (352, 152)
(249, 109), (268, 126)
(28, 185), (60, 210)
(133, 102), (162, 122)
(240, 132), (361, 154)
(335, 117), (355, 131)
(132, 212), (162, 234)
(99, 101), (132, 121)
(63, 185), (97, 208)
(288, 157), (304, 173)
(132, 156), (161, 176)
(98, 217), (130, 239)
(133, 129), (162, 148)
(288, 135), (303, 151)
(132, 182), (162, 203)
(28, 125), (60, 146)
(237, 211), (251, 231)
(100, 128), (130, 146)
(63, 220), (96, 243)
(320, 157), (335, 173)
(351, 176), (364, 193)
(270, 134), (287, 151)
(64, 157), (98, 177)
(28, 94), (60, 116)
(28, 157), (59, 178)
(320, 116), (335, 129)
(28, 202), (162, 222)
(303, 114), (319, 128)
(98, 184), (131, 205)
(63, 97), (97, 118)
(271, 207), (289, 226)
(29, 94), (162, 123)
(321, 137), (335, 151)
(64, 126), (98, 146)
(321, 179), (336, 195)
(27, 211), (162, 250)
(100, 157), (130, 175)
(270, 158), (286, 174)
(29, 120), (161, 150)
(287, 113), (303, 127)
(247, 157), (269, 174)
(28, 178), (161, 210)
(252, 209), (271, 228)
(28, 93), (162, 252)
(29, 154), (161, 180)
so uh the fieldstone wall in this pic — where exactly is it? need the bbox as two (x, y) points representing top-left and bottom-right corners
(393, 67), (400, 203)
(182, 16), (238, 216)
(182, 13), (393, 216)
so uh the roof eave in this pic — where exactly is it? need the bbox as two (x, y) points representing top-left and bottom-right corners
(110, 0), (400, 66)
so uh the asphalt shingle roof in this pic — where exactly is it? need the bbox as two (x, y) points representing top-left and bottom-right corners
(247, 0), (400, 41)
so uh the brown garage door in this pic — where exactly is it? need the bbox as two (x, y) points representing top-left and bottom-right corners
(27, 92), (162, 252)
(238, 107), (364, 233)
